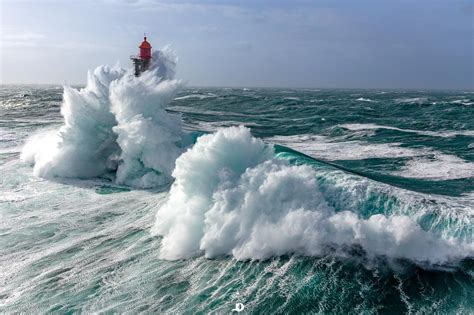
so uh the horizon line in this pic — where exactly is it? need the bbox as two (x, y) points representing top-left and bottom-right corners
(1, 82), (473, 92)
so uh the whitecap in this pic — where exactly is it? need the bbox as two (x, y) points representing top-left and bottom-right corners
(339, 123), (474, 138)
(394, 97), (428, 104)
(174, 93), (217, 101)
(356, 97), (375, 102)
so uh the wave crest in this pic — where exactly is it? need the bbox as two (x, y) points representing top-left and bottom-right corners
(152, 127), (472, 264)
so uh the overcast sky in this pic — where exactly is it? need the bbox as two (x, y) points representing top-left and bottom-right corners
(1, 0), (473, 89)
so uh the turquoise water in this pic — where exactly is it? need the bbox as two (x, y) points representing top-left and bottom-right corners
(1, 85), (473, 313)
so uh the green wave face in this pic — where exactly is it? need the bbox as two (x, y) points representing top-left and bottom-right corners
(274, 144), (472, 243)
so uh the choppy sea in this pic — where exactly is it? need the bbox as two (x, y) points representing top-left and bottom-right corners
(1, 59), (473, 313)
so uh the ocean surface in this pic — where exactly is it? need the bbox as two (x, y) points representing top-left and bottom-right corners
(1, 58), (473, 313)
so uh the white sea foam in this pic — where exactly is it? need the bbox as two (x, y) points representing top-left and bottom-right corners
(339, 123), (474, 138)
(395, 97), (428, 104)
(267, 133), (474, 180)
(187, 120), (261, 133)
(21, 49), (185, 188)
(152, 126), (472, 263)
(396, 154), (474, 180)
(174, 93), (217, 101)
(266, 134), (425, 160)
(167, 105), (247, 117)
(450, 99), (473, 106)
(356, 97), (375, 102)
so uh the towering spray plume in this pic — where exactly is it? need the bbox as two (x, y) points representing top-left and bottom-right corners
(22, 48), (186, 188)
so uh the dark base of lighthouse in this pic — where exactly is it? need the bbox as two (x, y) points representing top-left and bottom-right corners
(131, 57), (150, 77)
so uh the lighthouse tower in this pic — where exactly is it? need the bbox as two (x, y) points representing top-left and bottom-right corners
(130, 36), (152, 76)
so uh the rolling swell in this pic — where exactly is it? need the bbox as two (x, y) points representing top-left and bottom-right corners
(274, 144), (473, 243)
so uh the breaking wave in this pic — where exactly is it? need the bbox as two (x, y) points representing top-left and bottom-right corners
(152, 127), (473, 264)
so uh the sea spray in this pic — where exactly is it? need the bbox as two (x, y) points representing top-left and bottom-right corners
(18, 51), (472, 266)
(109, 60), (184, 187)
(152, 126), (473, 264)
(21, 49), (185, 187)
(152, 126), (273, 259)
(21, 66), (123, 178)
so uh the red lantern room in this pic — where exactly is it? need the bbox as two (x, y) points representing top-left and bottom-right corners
(139, 37), (152, 60)
(131, 35), (153, 76)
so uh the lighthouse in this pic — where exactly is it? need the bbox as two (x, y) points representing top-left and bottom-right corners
(130, 36), (152, 76)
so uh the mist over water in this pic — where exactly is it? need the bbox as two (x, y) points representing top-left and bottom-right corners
(1, 50), (473, 313)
